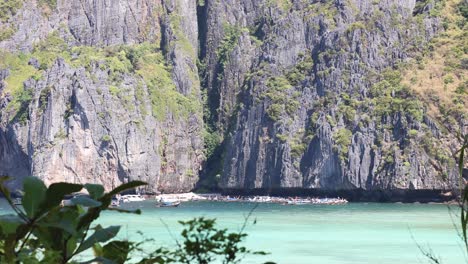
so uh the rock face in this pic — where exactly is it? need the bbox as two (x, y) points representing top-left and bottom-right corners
(0, 0), (203, 193)
(200, 0), (464, 191)
(0, 0), (465, 194)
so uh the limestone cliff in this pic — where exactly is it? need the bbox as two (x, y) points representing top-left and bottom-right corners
(0, 0), (466, 194)
(200, 0), (466, 191)
(0, 0), (203, 193)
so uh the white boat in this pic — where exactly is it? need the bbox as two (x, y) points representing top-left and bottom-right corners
(111, 198), (120, 207)
(158, 198), (178, 203)
(13, 198), (22, 206)
(121, 194), (145, 202)
(156, 200), (181, 207)
(155, 192), (207, 202)
(288, 200), (310, 205)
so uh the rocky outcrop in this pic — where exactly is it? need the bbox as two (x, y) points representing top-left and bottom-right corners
(0, 0), (203, 193)
(0, 0), (161, 51)
(0, 0), (465, 194)
(200, 0), (463, 191)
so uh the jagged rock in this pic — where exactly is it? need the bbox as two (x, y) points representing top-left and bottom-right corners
(0, 0), (464, 195)
(0, 0), (203, 193)
(201, 0), (461, 191)
(28, 58), (40, 69)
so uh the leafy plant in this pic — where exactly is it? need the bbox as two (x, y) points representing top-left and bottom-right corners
(333, 128), (353, 161)
(369, 70), (424, 122)
(0, 26), (15, 41)
(0, 177), (271, 263)
(0, 0), (22, 22)
(285, 53), (314, 86)
(101, 135), (112, 142)
(140, 217), (270, 264)
(203, 127), (221, 158)
(11, 88), (33, 124)
(0, 177), (146, 263)
(458, 134), (468, 251)
(420, 132), (468, 264)
(216, 24), (241, 81)
(264, 76), (301, 122)
(38, 0), (57, 10)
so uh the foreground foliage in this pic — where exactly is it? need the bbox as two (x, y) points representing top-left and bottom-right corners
(0, 177), (270, 263)
(421, 132), (468, 263)
(459, 134), (468, 251)
(139, 217), (269, 264)
(0, 177), (146, 263)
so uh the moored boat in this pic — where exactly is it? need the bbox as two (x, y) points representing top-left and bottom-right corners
(110, 198), (120, 207)
(121, 194), (145, 203)
(157, 201), (181, 207)
(286, 200), (311, 205)
(155, 192), (207, 202)
(13, 198), (22, 206)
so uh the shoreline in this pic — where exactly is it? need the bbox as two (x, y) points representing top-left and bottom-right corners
(212, 188), (458, 203)
(148, 189), (458, 205)
(154, 193), (348, 205)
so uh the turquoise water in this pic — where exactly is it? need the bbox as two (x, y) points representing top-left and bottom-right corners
(97, 201), (464, 264)
(0, 201), (465, 263)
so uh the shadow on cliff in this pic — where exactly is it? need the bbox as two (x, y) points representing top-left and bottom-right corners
(0, 125), (31, 192)
(195, 141), (225, 193)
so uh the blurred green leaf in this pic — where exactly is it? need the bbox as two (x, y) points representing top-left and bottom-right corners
(75, 225), (121, 255)
(85, 184), (105, 200)
(43, 182), (83, 211)
(101, 240), (131, 263)
(105, 181), (147, 198)
(79, 257), (115, 264)
(107, 207), (142, 214)
(38, 220), (76, 236)
(22, 177), (47, 218)
(0, 176), (11, 199)
(92, 243), (104, 257)
(66, 236), (78, 257)
(0, 214), (25, 235)
(71, 196), (102, 208)
(98, 181), (147, 209)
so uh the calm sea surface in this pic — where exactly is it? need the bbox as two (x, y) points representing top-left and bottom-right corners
(0, 201), (465, 263)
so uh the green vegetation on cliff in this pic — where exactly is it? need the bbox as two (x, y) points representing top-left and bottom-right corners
(333, 128), (353, 161)
(216, 24), (242, 81)
(0, 33), (200, 122)
(0, 26), (15, 41)
(369, 70), (424, 122)
(263, 53), (313, 122)
(0, 0), (465, 193)
(136, 49), (200, 120)
(0, 0), (22, 22)
(402, 0), (467, 129)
